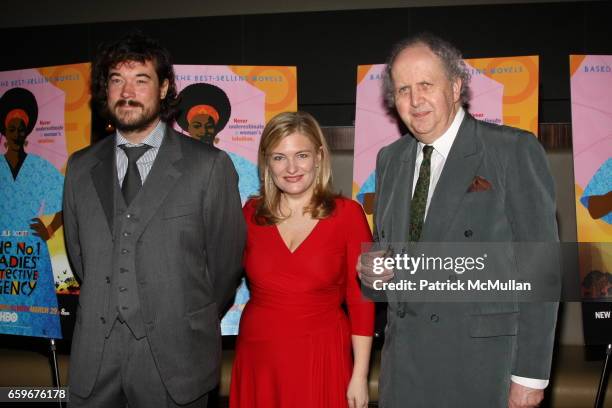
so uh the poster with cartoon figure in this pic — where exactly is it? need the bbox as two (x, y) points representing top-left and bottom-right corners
(173, 65), (297, 334)
(0, 64), (90, 338)
(570, 55), (612, 301)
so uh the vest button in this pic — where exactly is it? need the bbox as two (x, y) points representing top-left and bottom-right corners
(123, 231), (131, 237)
(121, 249), (129, 254)
(464, 230), (473, 238)
(100, 317), (106, 324)
(105, 276), (110, 284)
(430, 314), (439, 322)
(119, 287), (127, 292)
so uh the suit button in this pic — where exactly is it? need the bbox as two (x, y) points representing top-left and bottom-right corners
(430, 314), (439, 322)
(121, 306), (129, 311)
(121, 249), (129, 254)
(126, 213), (132, 219)
(100, 317), (106, 324)
(105, 276), (110, 284)
(123, 231), (131, 237)
(381, 230), (385, 239)
(119, 287), (127, 292)
(397, 309), (406, 318)
(464, 230), (473, 238)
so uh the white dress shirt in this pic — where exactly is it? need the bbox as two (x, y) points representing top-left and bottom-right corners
(115, 120), (165, 185)
(411, 107), (548, 390)
(411, 108), (464, 219)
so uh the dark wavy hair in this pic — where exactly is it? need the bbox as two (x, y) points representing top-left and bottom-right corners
(91, 31), (178, 122)
(382, 32), (471, 109)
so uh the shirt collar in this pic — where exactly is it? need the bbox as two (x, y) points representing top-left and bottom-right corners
(116, 120), (165, 148)
(418, 107), (465, 160)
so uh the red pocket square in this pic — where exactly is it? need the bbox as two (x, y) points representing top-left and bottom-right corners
(467, 176), (492, 192)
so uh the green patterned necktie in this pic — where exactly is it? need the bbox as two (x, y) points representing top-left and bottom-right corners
(409, 145), (434, 242)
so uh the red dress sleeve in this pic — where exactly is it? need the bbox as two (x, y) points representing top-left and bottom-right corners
(242, 198), (257, 220)
(341, 198), (375, 336)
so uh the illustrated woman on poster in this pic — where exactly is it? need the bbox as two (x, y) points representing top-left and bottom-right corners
(0, 87), (63, 337)
(176, 82), (259, 335)
(580, 158), (612, 224)
(176, 81), (232, 145)
(176, 82), (259, 203)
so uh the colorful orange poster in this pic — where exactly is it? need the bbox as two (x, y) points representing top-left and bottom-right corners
(172, 65), (298, 334)
(570, 55), (612, 300)
(0, 63), (90, 338)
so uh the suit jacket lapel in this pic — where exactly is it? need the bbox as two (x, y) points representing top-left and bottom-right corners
(420, 114), (483, 241)
(393, 137), (418, 242)
(91, 136), (118, 236)
(130, 126), (183, 240)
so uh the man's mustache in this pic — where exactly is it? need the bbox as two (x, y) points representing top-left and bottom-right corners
(114, 99), (144, 109)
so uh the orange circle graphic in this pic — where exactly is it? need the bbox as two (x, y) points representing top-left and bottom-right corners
(244, 67), (297, 111)
(485, 57), (537, 105)
(47, 65), (90, 111)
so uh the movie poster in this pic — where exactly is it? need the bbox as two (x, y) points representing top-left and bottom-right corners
(570, 55), (612, 300)
(353, 56), (539, 226)
(0, 63), (90, 338)
(172, 65), (297, 334)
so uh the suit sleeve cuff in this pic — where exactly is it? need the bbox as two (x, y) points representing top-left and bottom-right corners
(511, 375), (549, 389)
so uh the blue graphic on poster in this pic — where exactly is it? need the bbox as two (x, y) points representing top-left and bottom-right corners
(0, 86), (62, 338)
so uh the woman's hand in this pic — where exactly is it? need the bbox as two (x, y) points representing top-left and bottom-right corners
(30, 212), (63, 242)
(346, 374), (369, 408)
(30, 218), (51, 241)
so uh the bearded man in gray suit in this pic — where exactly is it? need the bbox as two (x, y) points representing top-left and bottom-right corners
(64, 32), (245, 407)
(358, 33), (559, 408)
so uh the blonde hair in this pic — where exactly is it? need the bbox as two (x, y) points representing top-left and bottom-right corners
(254, 111), (336, 225)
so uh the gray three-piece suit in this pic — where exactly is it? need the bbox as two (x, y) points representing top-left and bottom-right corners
(63, 126), (245, 406)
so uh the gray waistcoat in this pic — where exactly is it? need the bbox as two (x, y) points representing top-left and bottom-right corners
(106, 180), (146, 339)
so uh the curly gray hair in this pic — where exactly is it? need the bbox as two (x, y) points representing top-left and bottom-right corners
(382, 33), (471, 109)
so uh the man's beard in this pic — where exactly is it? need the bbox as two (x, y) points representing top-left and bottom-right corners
(109, 99), (160, 132)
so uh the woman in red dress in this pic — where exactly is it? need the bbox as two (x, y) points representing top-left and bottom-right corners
(230, 111), (375, 408)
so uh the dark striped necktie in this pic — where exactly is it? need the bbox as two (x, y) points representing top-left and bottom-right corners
(120, 144), (151, 205)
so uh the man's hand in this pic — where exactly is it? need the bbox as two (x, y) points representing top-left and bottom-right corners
(508, 381), (544, 408)
(357, 249), (394, 288)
